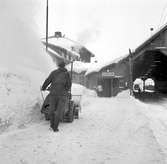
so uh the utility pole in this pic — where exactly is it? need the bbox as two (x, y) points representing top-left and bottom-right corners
(46, 0), (49, 51)
(129, 49), (133, 96)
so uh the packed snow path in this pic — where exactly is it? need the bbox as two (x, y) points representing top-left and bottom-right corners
(0, 94), (167, 164)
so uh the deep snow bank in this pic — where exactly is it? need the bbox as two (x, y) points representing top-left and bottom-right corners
(0, 0), (55, 132)
(131, 97), (167, 161)
(117, 89), (167, 162)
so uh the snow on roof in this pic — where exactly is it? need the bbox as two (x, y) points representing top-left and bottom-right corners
(66, 61), (91, 74)
(43, 37), (80, 57)
(47, 47), (63, 59)
(135, 23), (167, 53)
(86, 54), (129, 75)
(51, 37), (80, 49)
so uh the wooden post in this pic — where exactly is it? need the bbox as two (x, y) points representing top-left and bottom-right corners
(129, 49), (133, 96)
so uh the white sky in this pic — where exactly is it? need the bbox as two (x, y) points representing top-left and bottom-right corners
(35, 0), (167, 63)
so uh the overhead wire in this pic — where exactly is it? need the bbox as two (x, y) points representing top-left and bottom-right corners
(162, 10), (167, 26)
(158, 1), (167, 29)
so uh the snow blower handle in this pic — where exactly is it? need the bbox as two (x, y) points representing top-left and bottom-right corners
(69, 60), (73, 96)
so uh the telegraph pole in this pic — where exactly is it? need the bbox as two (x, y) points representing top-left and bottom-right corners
(46, 0), (49, 51)
(129, 49), (133, 96)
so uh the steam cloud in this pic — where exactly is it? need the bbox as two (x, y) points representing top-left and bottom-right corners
(77, 27), (100, 45)
(0, 0), (54, 74)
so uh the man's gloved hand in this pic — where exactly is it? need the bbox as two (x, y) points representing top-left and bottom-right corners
(46, 86), (51, 91)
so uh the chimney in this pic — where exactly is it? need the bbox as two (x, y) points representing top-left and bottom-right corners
(55, 31), (62, 38)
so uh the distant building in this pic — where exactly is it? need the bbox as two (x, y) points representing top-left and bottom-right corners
(85, 56), (130, 97)
(42, 32), (95, 63)
(66, 61), (91, 85)
(132, 24), (167, 94)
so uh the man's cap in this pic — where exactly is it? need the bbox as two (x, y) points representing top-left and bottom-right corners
(58, 60), (66, 68)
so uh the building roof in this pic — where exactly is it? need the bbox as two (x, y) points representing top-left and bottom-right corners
(85, 54), (129, 76)
(135, 23), (167, 53)
(42, 36), (95, 58)
(47, 47), (64, 59)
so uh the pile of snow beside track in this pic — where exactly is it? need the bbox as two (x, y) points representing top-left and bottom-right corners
(0, 69), (47, 133)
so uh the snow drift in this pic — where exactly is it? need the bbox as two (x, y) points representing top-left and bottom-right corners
(0, 0), (55, 132)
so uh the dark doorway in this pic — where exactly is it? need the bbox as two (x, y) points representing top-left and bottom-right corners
(133, 50), (167, 94)
(102, 79), (112, 97)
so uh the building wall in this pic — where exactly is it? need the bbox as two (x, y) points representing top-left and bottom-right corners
(79, 47), (92, 63)
(100, 61), (130, 86)
(47, 43), (79, 62)
(85, 72), (100, 90)
(164, 30), (167, 46)
(72, 72), (86, 86)
(80, 53), (91, 62)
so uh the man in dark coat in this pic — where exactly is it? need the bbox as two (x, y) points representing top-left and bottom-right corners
(41, 60), (71, 132)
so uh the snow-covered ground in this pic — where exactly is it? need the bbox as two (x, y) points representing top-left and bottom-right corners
(0, 89), (167, 164)
(1, 1), (167, 164)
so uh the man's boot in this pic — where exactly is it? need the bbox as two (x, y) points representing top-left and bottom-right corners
(53, 112), (59, 132)
(50, 113), (55, 130)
